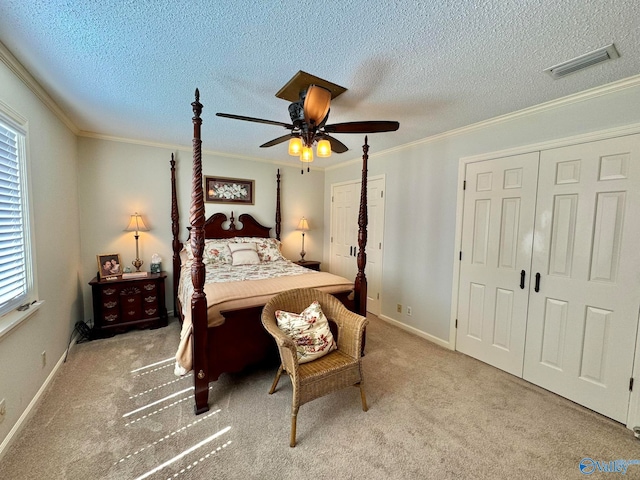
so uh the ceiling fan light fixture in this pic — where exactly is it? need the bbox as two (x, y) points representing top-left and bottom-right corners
(288, 137), (302, 156)
(303, 85), (331, 125)
(316, 139), (332, 157)
(301, 146), (314, 163)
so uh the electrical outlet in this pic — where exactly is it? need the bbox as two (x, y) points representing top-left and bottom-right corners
(397, 304), (402, 313)
(0, 398), (5, 423)
(41, 351), (46, 368)
(407, 306), (412, 316)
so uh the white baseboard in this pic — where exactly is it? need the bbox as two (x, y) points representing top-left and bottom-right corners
(0, 337), (74, 461)
(378, 314), (453, 350)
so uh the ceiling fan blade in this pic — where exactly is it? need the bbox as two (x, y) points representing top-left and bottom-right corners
(324, 135), (349, 154)
(303, 85), (331, 126)
(216, 112), (293, 129)
(260, 134), (295, 148)
(324, 120), (400, 134)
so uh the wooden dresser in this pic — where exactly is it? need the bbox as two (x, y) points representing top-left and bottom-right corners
(89, 272), (168, 338)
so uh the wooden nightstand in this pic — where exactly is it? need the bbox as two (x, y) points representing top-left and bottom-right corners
(89, 272), (168, 338)
(294, 260), (321, 271)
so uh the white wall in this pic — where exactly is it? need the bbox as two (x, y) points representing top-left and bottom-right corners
(324, 76), (640, 346)
(77, 138), (325, 321)
(0, 52), (81, 445)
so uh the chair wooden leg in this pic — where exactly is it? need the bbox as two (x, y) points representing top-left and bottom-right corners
(269, 365), (284, 394)
(290, 408), (298, 448)
(359, 382), (368, 412)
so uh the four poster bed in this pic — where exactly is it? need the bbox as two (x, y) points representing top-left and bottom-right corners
(172, 89), (370, 414)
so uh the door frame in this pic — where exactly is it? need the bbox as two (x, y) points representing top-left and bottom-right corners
(450, 121), (640, 430)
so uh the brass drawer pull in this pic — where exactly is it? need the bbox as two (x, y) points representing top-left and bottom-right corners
(104, 301), (117, 309)
(145, 296), (157, 303)
(105, 314), (118, 322)
(145, 308), (157, 315)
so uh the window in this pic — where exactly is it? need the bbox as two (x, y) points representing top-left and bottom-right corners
(0, 111), (33, 316)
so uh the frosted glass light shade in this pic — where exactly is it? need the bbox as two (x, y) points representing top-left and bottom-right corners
(288, 137), (302, 156)
(301, 146), (313, 163)
(317, 139), (331, 157)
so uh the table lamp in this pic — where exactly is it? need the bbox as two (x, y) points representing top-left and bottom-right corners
(297, 217), (309, 262)
(124, 212), (149, 271)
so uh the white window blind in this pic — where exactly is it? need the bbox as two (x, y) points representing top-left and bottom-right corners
(0, 120), (28, 315)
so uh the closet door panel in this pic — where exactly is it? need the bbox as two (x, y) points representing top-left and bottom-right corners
(523, 134), (640, 423)
(456, 152), (539, 376)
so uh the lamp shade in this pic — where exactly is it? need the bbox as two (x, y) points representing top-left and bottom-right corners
(300, 146), (313, 163)
(297, 217), (309, 231)
(316, 139), (332, 157)
(288, 137), (302, 156)
(124, 213), (149, 233)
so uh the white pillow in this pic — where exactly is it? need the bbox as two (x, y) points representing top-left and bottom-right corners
(275, 301), (337, 363)
(228, 242), (260, 265)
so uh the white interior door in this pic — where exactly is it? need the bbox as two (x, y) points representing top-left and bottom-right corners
(330, 183), (357, 279)
(523, 134), (640, 423)
(330, 178), (385, 314)
(456, 153), (540, 376)
(365, 178), (385, 315)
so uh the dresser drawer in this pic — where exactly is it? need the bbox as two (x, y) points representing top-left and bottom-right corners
(102, 307), (121, 324)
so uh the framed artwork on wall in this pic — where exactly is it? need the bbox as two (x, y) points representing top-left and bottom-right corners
(204, 176), (254, 204)
(97, 253), (122, 279)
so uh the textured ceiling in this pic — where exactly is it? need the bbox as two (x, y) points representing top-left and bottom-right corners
(1, 0), (640, 167)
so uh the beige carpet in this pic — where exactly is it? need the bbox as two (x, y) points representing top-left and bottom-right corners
(2, 314), (639, 479)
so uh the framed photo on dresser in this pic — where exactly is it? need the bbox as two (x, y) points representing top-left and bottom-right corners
(97, 253), (122, 279)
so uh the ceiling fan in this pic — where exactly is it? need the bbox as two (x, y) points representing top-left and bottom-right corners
(216, 71), (399, 170)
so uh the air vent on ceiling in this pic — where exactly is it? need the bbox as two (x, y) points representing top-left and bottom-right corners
(544, 44), (620, 79)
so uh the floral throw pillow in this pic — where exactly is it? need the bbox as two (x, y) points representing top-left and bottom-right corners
(203, 241), (233, 265)
(182, 239), (233, 265)
(275, 301), (337, 363)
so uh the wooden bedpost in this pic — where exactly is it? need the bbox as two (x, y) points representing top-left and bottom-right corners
(275, 168), (281, 241)
(170, 153), (181, 317)
(189, 89), (209, 414)
(354, 137), (369, 316)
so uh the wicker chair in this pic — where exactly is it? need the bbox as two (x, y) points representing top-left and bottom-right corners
(261, 288), (369, 447)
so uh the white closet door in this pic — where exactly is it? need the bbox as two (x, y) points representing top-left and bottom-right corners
(365, 178), (385, 315)
(331, 182), (358, 279)
(523, 134), (640, 423)
(456, 153), (539, 376)
(331, 178), (386, 314)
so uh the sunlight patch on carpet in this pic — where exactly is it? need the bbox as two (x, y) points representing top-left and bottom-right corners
(113, 409), (222, 466)
(130, 357), (176, 373)
(124, 386), (214, 426)
(133, 426), (231, 480)
(168, 441), (234, 479)
(123, 387), (194, 417)
(129, 375), (192, 399)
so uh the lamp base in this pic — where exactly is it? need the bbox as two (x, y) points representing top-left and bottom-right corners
(132, 258), (144, 272)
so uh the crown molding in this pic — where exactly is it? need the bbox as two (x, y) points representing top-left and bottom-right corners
(77, 130), (323, 172)
(328, 73), (640, 171)
(0, 41), (79, 135)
